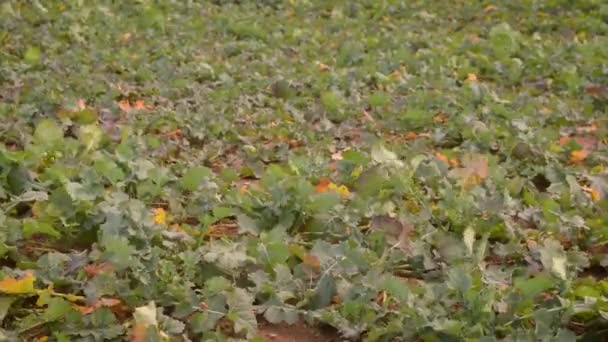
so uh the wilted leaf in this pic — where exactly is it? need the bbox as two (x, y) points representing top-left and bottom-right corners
(371, 144), (403, 167)
(450, 154), (488, 187)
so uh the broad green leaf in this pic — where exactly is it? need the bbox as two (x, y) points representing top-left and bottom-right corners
(447, 267), (472, 293)
(43, 297), (72, 321)
(65, 182), (97, 201)
(226, 288), (257, 338)
(180, 166), (211, 191)
(22, 219), (61, 239)
(514, 275), (554, 298)
(264, 306), (299, 325)
(237, 214), (259, 234)
(383, 276), (409, 302)
(311, 274), (335, 309)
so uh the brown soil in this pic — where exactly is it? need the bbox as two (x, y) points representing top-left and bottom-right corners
(257, 321), (343, 342)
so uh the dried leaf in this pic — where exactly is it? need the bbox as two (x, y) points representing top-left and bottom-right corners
(83, 262), (114, 278)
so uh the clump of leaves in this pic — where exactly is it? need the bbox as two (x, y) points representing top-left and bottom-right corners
(0, 0), (607, 340)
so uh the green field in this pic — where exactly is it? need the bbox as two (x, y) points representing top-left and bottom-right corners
(1, 1), (608, 340)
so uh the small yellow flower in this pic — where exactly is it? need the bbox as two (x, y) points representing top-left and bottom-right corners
(153, 208), (167, 225)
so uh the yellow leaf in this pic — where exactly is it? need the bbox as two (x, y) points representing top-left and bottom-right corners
(591, 189), (601, 202)
(328, 183), (350, 199)
(0, 272), (36, 295)
(351, 165), (363, 179)
(153, 208), (167, 225)
(36, 286), (53, 306)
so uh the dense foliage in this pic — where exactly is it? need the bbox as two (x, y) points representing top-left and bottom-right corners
(1, 0), (608, 340)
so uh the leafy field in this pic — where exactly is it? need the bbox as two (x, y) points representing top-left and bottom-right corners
(1, 0), (608, 340)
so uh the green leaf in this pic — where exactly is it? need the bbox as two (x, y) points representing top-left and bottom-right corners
(237, 214), (259, 234)
(264, 306), (299, 325)
(514, 275), (554, 298)
(369, 92), (390, 108)
(24, 46), (41, 63)
(260, 242), (290, 267)
(94, 157), (125, 184)
(205, 277), (231, 295)
(43, 297), (72, 322)
(383, 276), (409, 302)
(0, 297), (15, 323)
(22, 219), (61, 239)
(180, 166), (211, 191)
(489, 23), (520, 58)
(212, 207), (233, 220)
(321, 91), (341, 113)
(65, 182), (97, 201)
(447, 267), (472, 293)
(311, 273), (335, 309)
(100, 235), (135, 269)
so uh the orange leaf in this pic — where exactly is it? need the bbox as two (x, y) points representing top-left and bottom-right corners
(467, 73), (478, 82)
(118, 99), (152, 112)
(569, 149), (589, 164)
(302, 254), (320, 271)
(131, 323), (148, 342)
(435, 152), (449, 164)
(118, 99), (132, 112)
(315, 178), (331, 193)
(582, 186), (602, 201)
(404, 132), (418, 140)
(76, 297), (123, 315)
(134, 100), (152, 110)
(0, 272), (35, 294)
